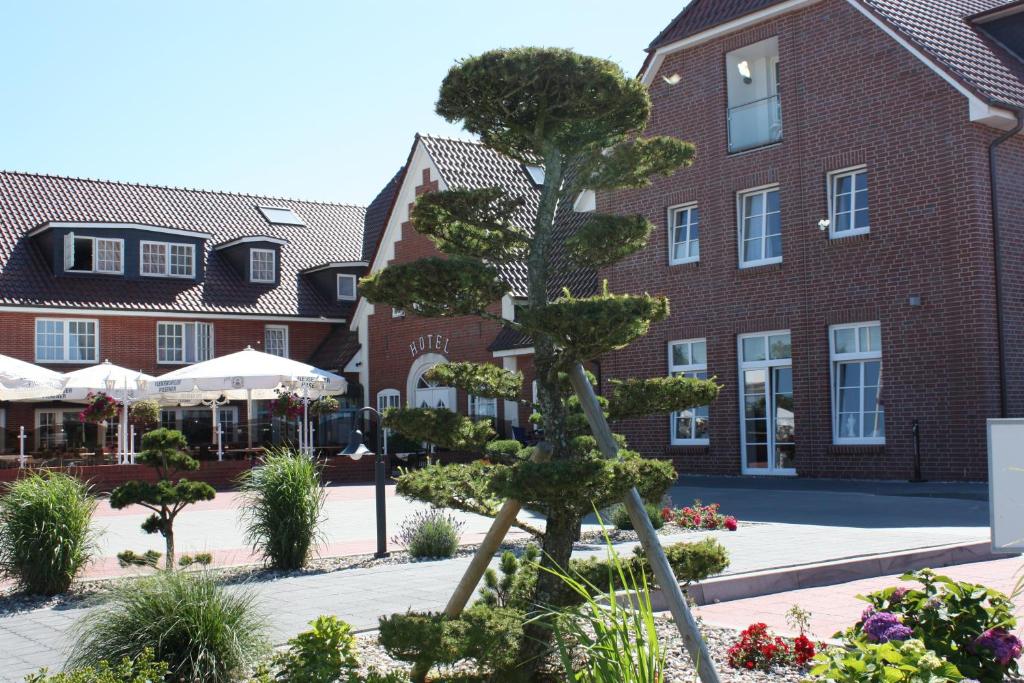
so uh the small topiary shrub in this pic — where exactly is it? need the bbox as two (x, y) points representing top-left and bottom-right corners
(608, 502), (664, 531)
(0, 471), (97, 595)
(25, 648), (168, 683)
(116, 550), (161, 569)
(483, 439), (525, 464)
(392, 508), (464, 559)
(271, 615), (360, 683)
(179, 552), (213, 567)
(68, 570), (268, 683)
(238, 449), (326, 570)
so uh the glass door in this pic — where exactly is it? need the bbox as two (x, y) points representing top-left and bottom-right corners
(739, 331), (795, 475)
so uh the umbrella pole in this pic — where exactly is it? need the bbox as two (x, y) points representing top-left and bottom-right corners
(246, 389), (254, 450)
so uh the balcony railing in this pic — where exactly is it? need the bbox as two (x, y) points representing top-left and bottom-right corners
(728, 94), (782, 153)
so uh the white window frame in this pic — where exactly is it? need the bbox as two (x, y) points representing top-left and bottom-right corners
(668, 338), (710, 445)
(264, 324), (289, 358)
(34, 318), (99, 364)
(337, 274), (357, 301)
(828, 166), (870, 239)
(392, 307), (405, 318)
(156, 321), (215, 365)
(737, 185), (782, 268)
(0, 408), (5, 452)
(140, 241), (196, 278)
(668, 203), (700, 265)
(737, 329), (795, 476)
(65, 235), (124, 274)
(830, 322), (884, 445)
(35, 408), (93, 449)
(160, 406), (239, 439)
(250, 248), (276, 284)
(468, 394), (498, 420)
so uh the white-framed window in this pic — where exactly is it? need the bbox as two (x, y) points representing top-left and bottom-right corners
(392, 307), (405, 318)
(828, 167), (869, 238)
(739, 330), (795, 475)
(250, 248), (276, 283)
(156, 321), (214, 364)
(34, 318), (98, 363)
(669, 204), (700, 265)
(668, 339), (710, 445)
(264, 325), (289, 358)
(726, 37), (782, 152)
(830, 322), (884, 444)
(377, 388), (401, 452)
(140, 241), (196, 278)
(35, 409), (99, 449)
(64, 234), (123, 274)
(337, 274), (357, 301)
(738, 186), (781, 268)
(468, 394), (498, 421)
(160, 407), (239, 444)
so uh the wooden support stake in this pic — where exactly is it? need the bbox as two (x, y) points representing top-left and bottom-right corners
(567, 362), (721, 683)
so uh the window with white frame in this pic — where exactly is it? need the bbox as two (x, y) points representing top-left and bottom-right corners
(64, 235), (123, 274)
(726, 37), (781, 152)
(264, 325), (288, 357)
(35, 409), (98, 449)
(829, 167), (869, 238)
(35, 318), (98, 363)
(377, 388), (401, 452)
(250, 248), (276, 283)
(739, 186), (781, 267)
(140, 241), (195, 278)
(669, 204), (700, 264)
(392, 307), (405, 318)
(337, 274), (357, 301)
(157, 321), (214, 364)
(668, 339), (710, 444)
(468, 394), (498, 421)
(831, 322), (884, 444)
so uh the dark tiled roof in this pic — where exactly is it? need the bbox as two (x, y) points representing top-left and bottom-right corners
(648, 0), (1024, 110)
(362, 168), (404, 262)
(488, 325), (533, 352)
(0, 171), (367, 317)
(307, 324), (360, 371)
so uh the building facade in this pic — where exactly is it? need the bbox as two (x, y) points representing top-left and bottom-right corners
(599, 0), (1024, 480)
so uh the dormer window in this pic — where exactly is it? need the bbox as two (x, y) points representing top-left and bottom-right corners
(250, 248), (276, 284)
(258, 206), (305, 226)
(524, 164), (545, 186)
(64, 234), (123, 274)
(337, 273), (357, 301)
(141, 241), (196, 278)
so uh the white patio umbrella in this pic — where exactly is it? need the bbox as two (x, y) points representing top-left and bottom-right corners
(152, 346), (347, 451)
(0, 353), (66, 400)
(62, 360), (157, 464)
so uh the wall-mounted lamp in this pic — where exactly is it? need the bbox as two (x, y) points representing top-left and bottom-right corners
(737, 60), (753, 84)
(818, 219), (831, 232)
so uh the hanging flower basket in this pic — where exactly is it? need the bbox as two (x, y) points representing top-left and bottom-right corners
(270, 390), (304, 420)
(308, 395), (340, 417)
(130, 399), (161, 428)
(79, 391), (121, 424)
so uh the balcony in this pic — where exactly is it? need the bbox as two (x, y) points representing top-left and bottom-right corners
(728, 94), (783, 153)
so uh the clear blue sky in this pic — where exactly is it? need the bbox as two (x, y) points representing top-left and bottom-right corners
(0, 1), (684, 206)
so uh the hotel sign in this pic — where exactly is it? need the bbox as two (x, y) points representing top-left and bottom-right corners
(409, 334), (450, 358)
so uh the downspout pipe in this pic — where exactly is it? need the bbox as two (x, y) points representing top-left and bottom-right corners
(989, 106), (1023, 419)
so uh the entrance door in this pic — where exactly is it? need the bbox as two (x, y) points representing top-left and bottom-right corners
(739, 331), (795, 475)
(414, 372), (455, 410)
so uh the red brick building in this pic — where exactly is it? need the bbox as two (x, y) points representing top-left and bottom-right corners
(599, 0), (1024, 480)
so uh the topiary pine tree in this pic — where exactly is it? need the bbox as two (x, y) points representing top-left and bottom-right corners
(360, 47), (722, 677)
(109, 428), (215, 570)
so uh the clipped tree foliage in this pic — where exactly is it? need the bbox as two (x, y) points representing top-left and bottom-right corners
(517, 286), (670, 363)
(382, 407), (494, 451)
(424, 361), (523, 401)
(576, 136), (696, 191)
(608, 375), (723, 421)
(411, 187), (530, 261)
(566, 214), (653, 269)
(359, 257), (508, 318)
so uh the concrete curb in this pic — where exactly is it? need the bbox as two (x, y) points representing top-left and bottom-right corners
(654, 540), (1019, 610)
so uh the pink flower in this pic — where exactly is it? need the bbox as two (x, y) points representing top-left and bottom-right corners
(725, 516), (738, 531)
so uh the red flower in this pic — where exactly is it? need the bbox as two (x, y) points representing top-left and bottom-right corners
(725, 516), (738, 531)
(661, 507), (673, 522)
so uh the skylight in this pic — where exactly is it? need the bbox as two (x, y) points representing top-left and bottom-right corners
(258, 206), (305, 226)
(524, 164), (545, 186)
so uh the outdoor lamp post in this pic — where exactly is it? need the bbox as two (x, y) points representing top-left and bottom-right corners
(342, 406), (389, 559)
(105, 373), (149, 464)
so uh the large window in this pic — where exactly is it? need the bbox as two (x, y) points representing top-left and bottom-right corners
(468, 394), (498, 421)
(830, 322), (884, 444)
(161, 407), (239, 445)
(36, 409), (99, 449)
(141, 241), (195, 278)
(35, 318), (98, 363)
(64, 235), (123, 274)
(739, 331), (795, 475)
(264, 325), (289, 357)
(669, 204), (700, 265)
(157, 321), (214, 364)
(829, 167), (870, 238)
(726, 37), (781, 152)
(250, 249), (276, 283)
(739, 186), (781, 268)
(668, 339), (709, 445)
(337, 274), (357, 301)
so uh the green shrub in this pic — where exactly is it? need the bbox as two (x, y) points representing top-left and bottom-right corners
(272, 615), (360, 683)
(0, 471), (97, 595)
(848, 569), (1019, 681)
(393, 508), (464, 559)
(116, 550), (161, 569)
(608, 502), (663, 531)
(809, 638), (961, 682)
(483, 439), (525, 464)
(179, 552), (213, 567)
(378, 611), (461, 673)
(238, 449), (327, 570)
(24, 649), (168, 683)
(68, 570), (268, 682)
(479, 545), (539, 610)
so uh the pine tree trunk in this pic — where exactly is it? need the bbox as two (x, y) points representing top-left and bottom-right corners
(164, 521), (175, 570)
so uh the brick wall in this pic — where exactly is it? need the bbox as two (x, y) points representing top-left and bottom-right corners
(599, 0), (1011, 481)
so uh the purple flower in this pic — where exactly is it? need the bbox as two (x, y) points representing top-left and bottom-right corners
(863, 612), (912, 643)
(861, 606), (875, 622)
(890, 587), (909, 603)
(971, 628), (1023, 666)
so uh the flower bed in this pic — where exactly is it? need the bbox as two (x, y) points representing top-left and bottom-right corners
(661, 499), (738, 531)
